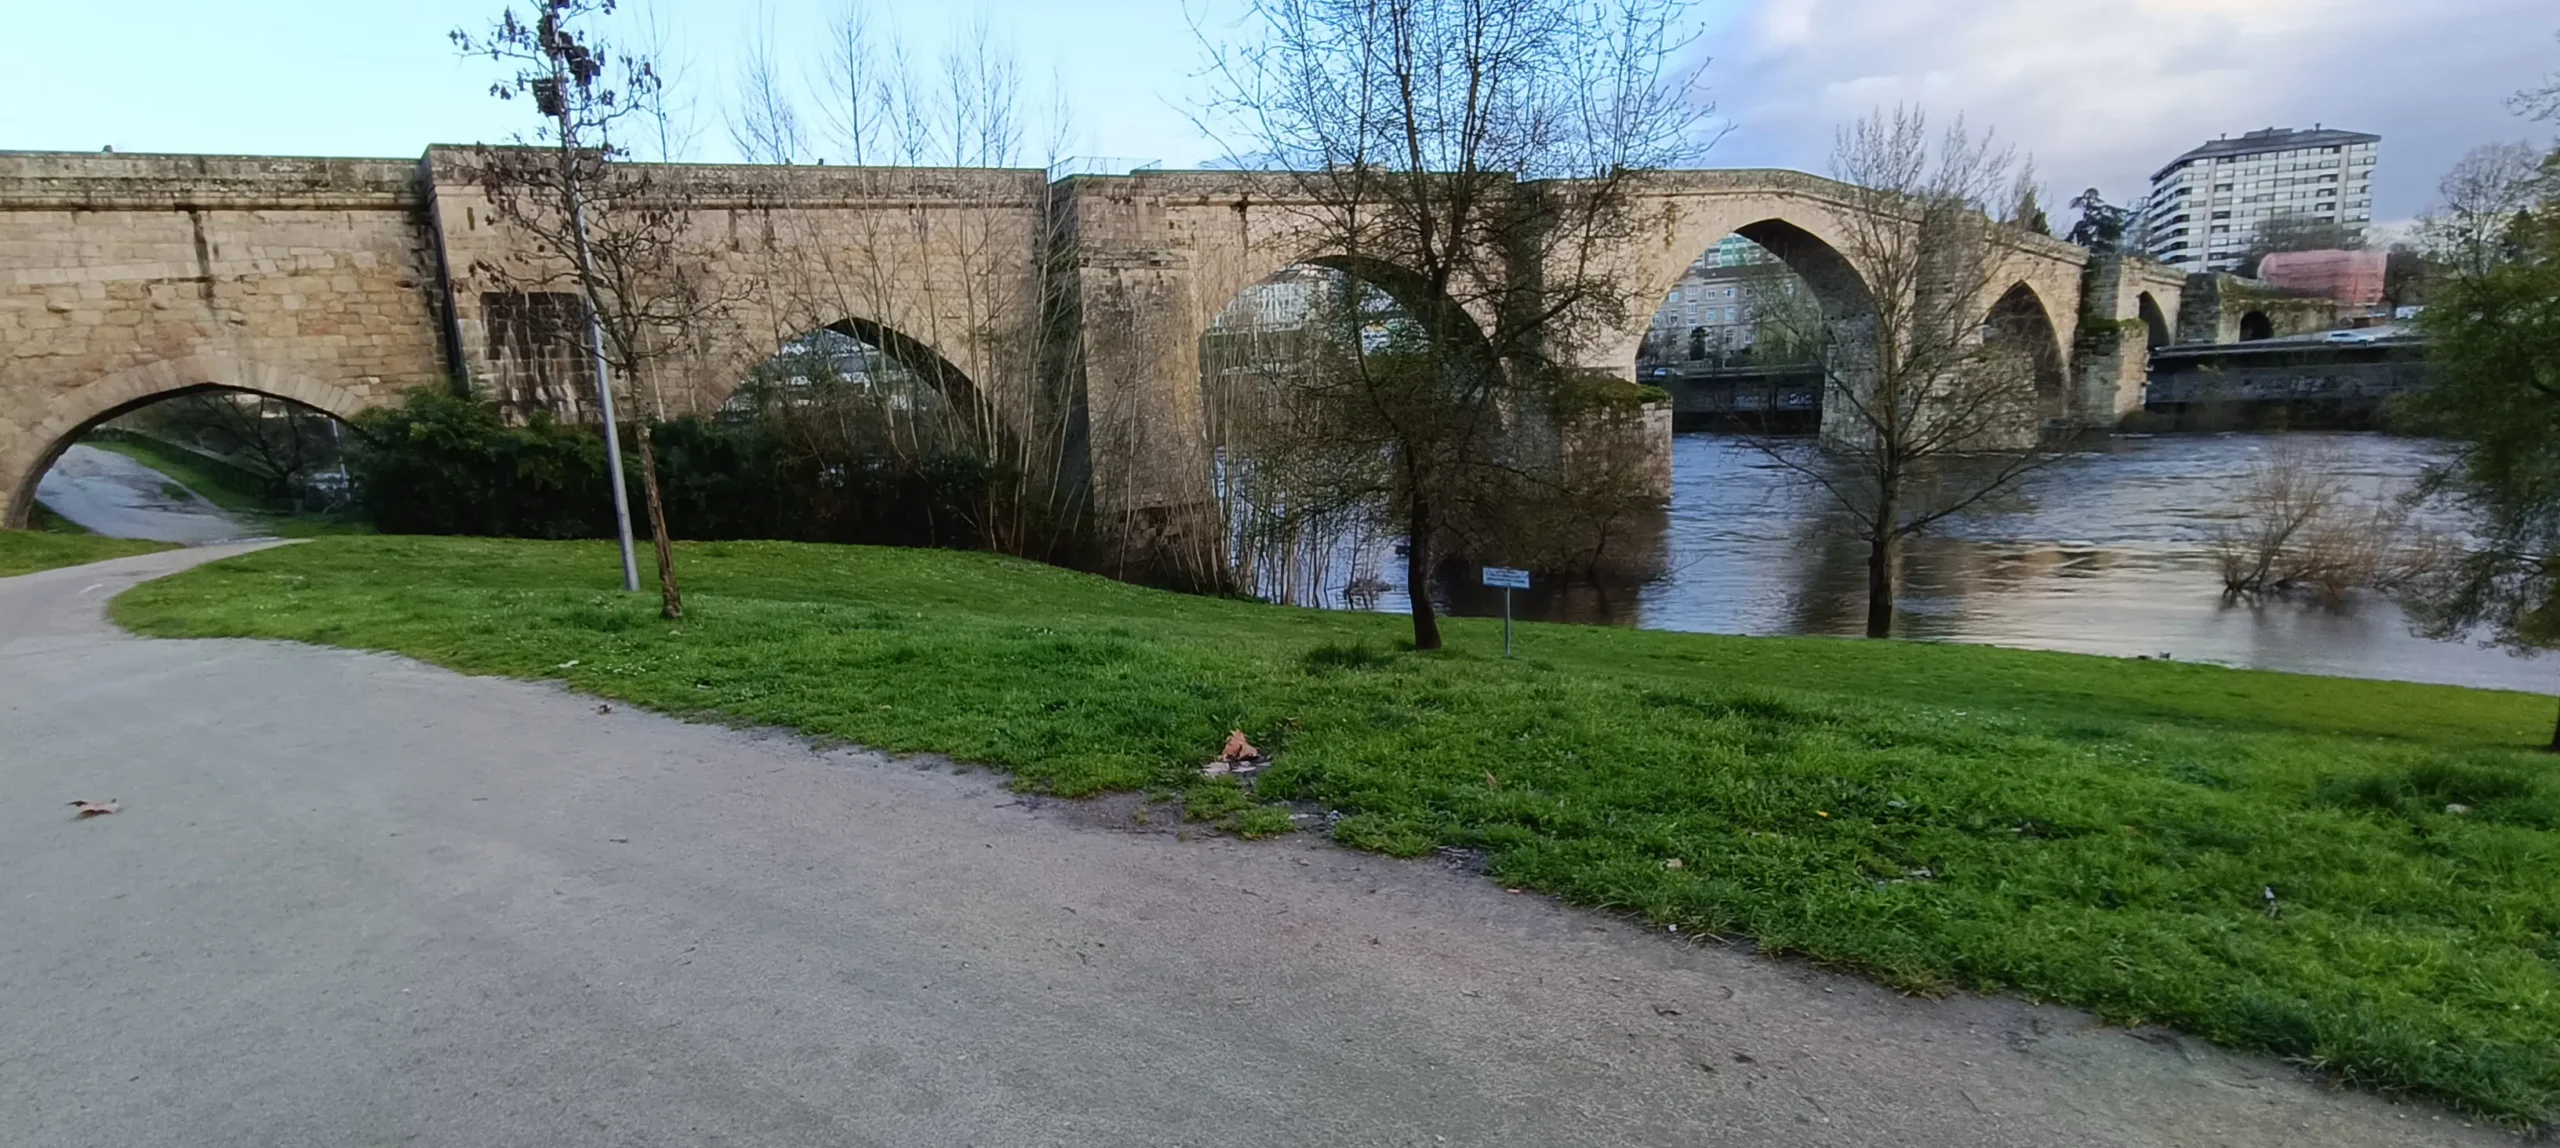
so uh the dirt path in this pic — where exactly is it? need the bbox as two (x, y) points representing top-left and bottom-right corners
(0, 547), (2513, 1147)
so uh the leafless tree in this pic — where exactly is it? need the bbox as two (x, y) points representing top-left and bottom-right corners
(1199, 0), (1715, 650)
(722, 4), (1087, 562)
(2419, 141), (2550, 278)
(457, 0), (734, 619)
(2511, 30), (2560, 122)
(727, 4), (806, 165)
(2212, 439), (2435, 602)
(1747, 107), (2056, 638)
(126, 392), (342, 504)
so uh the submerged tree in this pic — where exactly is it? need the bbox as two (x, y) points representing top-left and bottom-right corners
(1748, 107), (2055, 638)
(1202, 0), (1714, 650)
(456, 0), (729, 619)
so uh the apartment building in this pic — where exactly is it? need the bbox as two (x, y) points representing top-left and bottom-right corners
(2139, 127), (2379, 273)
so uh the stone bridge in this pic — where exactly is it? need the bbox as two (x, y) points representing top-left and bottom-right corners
(0, 148), (2167, 531)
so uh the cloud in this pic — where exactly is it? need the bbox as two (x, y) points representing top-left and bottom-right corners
(1694, 0), (2559, 221)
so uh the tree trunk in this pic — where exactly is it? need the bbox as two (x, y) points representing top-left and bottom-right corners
(1866, 477), (1898, 638)
(631, 420), (683, 621)
(1406, 496), (1442, 652)
(2547, 696), (2559, 754)
(1864, 527), (1895, 638)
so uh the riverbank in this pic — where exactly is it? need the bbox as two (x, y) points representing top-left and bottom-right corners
(112, 535), (2560, 1124)
(0, 507), (177, 577)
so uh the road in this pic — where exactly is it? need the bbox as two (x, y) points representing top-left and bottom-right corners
(33, 444), (246, 543)
(0, 546), (2509, 1147)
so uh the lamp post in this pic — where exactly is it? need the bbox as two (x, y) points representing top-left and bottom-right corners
(535, 17), (639, 593)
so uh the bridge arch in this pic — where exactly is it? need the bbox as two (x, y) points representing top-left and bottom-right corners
(724, 316), (989, 416)
(1985, 282), (2071, 421)
(2136, 292), (2172, 349)
(1618, 199), (1887, 374)
(2238, 310), (2274, 342)
(4, 354), (373, 529)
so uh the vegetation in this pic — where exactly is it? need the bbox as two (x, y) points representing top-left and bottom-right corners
(458, 0), (707, 617)
(1743, 107), (2058, 638)
(113, 534), (2560, 1124)
(114, 391), (345, 503)
(0, 506), (174, 576)
(1200, 0), (1713, 649)
(344, 387), (1028, 551)
(2405, 131), (2560, 745)
(2211, 439), (2434, 601)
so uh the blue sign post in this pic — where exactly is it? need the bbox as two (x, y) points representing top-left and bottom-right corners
(1482, 566), (1530, 658)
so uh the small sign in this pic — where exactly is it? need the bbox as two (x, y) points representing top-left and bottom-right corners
(1482, 566), (1531, 590)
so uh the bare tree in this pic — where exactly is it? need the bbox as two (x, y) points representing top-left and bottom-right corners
(1748, 107), (2054, 638)
(2511, 30), (2560, 122)
(1200, 0), (1714, 650)
(2212, 439), (2434, 602)
(127, 392), (342, 504)
(727, 4), (806, 165)
(2419, 141), (2549, 278)
(457, 0), (731, 619)
(724, 3), (1088, 562)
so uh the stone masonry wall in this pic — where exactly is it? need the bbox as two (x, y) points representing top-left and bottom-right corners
(0, 152), (450, 526)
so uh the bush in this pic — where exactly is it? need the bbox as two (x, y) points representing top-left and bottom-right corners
(349, 389), (616, 538)
(345, 389), (1024, 550)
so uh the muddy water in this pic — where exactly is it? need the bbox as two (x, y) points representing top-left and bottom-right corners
(1375, 432), (2550, 694)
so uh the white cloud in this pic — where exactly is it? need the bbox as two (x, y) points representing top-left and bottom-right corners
(1695, 0), (2559, 221)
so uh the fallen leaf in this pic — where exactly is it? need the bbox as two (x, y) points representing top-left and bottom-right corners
(1484, 770), (1501, 790)
(69, 799), (120, 818)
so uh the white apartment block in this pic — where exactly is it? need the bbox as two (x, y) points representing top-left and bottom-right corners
(2139, 127), (2378, 273)
(1642, 236), (1776, 361)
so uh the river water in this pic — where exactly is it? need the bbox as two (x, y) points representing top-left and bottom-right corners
(1371, 432), (2549, 695)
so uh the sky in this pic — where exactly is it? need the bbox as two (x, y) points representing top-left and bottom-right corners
(3, 0), (2555, 228)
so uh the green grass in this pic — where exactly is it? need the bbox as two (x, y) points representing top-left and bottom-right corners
(83, 433), (369, 538)
(0, 506), (177, 575)
(111, 534), (2560, 1125)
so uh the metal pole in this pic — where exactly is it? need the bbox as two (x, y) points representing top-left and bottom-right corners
(553, 62), (640, 593)
(1503, 587), (1514, 659)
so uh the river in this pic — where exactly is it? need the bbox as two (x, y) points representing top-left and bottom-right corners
(1360, 432), (2549, 695)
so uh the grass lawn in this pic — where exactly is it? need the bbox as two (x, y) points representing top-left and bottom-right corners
(83, 433), (369, 538)
(0, 505), (177, 577)
(113, 534), (2560, 1124)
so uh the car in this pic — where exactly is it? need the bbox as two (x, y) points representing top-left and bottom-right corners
(2322, 329), (2382, 344)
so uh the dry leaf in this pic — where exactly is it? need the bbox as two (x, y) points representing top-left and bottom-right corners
(69, 799), (120, 818)
(1484, 771), (1501, 790)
